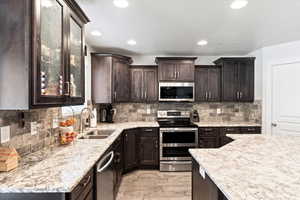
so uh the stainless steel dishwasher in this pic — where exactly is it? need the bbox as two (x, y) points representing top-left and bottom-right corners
(96, 151), (114, 200)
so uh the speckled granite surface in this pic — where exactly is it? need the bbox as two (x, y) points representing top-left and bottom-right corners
(195, 122), (261, 127)
(0, 122), (158, 193)
(189, 135), (300, 200)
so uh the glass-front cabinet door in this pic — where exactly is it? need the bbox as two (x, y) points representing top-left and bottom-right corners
(68, 15), (85, 104)
(33, 0), (66, 107)
(32, 0), (88, 107)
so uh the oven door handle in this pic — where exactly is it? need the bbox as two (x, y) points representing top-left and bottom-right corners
(160, 128), (198, 132)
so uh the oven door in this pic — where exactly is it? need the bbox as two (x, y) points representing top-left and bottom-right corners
(160, 128), (198, 161)
(160, 127), (198, 146)
(159, 82), (194, 102)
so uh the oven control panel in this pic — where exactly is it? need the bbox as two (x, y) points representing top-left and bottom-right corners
(157, 110), (190, 118)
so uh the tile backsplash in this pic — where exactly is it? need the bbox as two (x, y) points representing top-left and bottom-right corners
(113, 101), (262, 124)
(0, 101), (261, 157)
(0, 108), (81, 157)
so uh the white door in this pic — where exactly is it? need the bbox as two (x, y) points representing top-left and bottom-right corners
(271, 61), (300, 135)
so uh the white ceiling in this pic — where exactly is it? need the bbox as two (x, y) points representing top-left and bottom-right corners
(76, 0), (300, 56)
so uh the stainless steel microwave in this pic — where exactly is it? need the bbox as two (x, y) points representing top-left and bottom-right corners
(159, 82), (195, 102)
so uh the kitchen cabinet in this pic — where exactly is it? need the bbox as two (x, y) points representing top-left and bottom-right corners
(130, 66), (158, 102)
(123, 129), (138, 173)
(214, 57), (255, 102)
(112, 135), (123, 198)
(139, 128), (159, 168)
(219, 126), (261, 146)
(195, 66), (221, 102)
(91, 54), (132, 103)
(198, 127), (220, 148)
(68, 169), (94, 200)
(0, 0), (89, 109)
(192, 158), (219, 200)
(156, 57), (197, 81)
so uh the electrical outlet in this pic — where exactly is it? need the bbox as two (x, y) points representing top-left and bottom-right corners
(31, 122), (38, 135)
(0, 126), (11, 144)
(217, 108), (222, 115)
(52, 118), (59, 129)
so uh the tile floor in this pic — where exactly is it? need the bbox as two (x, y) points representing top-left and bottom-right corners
(116, 170), (191, 200)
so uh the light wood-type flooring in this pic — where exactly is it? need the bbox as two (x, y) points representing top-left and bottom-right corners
(116, 170), (191, 200)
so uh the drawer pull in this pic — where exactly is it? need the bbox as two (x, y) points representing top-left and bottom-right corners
(203, 128), (213, 131)
(144, 129), (153, 132)
(81, 175), (91, 187)
(247, 128), (256, 131)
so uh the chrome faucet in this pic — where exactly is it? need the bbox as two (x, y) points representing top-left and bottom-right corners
(80, 107), (95, 133)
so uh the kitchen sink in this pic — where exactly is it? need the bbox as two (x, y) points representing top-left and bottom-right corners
(79, 129), (115, 140)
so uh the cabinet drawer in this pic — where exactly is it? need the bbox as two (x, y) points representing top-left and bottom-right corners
(70, 169), (93, 200)
(199, 137), (219, 148)
(240, 127), (261, 134)
(141, 128), (158, 137)
(84, 190), (93, 200)
(221, 127), (240, 134)
(199, 128), (219, 137)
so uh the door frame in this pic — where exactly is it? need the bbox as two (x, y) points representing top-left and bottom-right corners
(263, 57), (300, 135)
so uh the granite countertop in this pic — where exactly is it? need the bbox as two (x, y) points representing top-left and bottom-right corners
(0, 122), (158, 193)
(189, 135), (300, 200)
(194, 122), (261, 127)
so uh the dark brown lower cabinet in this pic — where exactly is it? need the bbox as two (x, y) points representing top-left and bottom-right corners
(199, 137), (220, 148)
(123, 129), (138, 173)
(192, 159), (219, 200)
(139, 128), (159, 169)
(68, 169), (94, 200)
(113, 135), (123, 198)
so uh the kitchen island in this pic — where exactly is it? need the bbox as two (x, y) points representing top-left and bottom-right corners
(189, 134), (300, 200)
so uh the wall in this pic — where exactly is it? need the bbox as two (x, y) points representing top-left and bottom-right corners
(113, 101), (262, 124)
(247, 49), (263, 100)
(259, 40), (300, 135)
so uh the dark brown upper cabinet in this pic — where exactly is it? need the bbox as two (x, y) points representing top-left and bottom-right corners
(91, 54), (132, 103)
(0, 0), (89, 109)
(195, 66), (221, 102)
(130, 66), (158, 102)
(214, 57), (255, 102)
(155, 57), (197, 81)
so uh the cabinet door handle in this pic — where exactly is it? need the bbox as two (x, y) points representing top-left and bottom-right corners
(209, 92), (211, 99)
(240, 92), (243, 99)
(237, 92), (239, 99)
(114, 91), (117, 100)
(205, 92), (208, 100)
(65, 82), (70, 96)
(177, 71), (180, 78)
(145, 91), (147, 100)
(81, 175), (91, 187)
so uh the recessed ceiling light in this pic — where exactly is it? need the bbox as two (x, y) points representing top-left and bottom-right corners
(197, 40), (208, 46)
(230, 0), (248, 9)
(91, 30), (102, 37)
(127, 39), (137, 46)
(113, 0), (129, 8)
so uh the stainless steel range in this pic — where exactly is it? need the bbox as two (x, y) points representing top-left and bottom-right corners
(157, 110), (198, 172)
